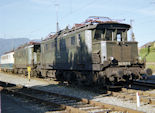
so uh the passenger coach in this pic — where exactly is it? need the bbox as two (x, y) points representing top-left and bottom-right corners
(0, 51), (14, 72)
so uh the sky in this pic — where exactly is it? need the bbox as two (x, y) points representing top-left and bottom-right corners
(0, 0), (155, 47)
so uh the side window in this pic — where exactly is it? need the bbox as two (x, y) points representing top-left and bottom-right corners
(116, 34), (122, 41)
(77, 34), (81, 46)
(94, 30), (105, 40)
(60, 39), (66, 50)
(116, 30), (125, 42)
(71, 36), (75, 45)
(54, 38), (57, 48)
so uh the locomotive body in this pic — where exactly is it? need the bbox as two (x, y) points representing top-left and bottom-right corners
(40, 22), (146, 85)
(13, 42), (40, 76)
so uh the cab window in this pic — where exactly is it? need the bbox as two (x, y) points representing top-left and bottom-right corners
(94, 29), (127, 41)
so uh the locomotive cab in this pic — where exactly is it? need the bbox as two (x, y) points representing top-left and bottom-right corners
(91, 23), (146, 84)
(92, 23), (137, 64)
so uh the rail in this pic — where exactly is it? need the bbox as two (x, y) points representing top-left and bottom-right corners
(133, 80), (155, 88)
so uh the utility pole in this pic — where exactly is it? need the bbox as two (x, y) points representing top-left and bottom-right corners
(130, 19), (135, 41)
(70, 0), (72, 14)
(55, 4), (59, 32)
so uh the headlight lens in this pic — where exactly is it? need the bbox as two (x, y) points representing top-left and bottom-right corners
(110, 57), (114, 61)
(138, 56), (142, 61)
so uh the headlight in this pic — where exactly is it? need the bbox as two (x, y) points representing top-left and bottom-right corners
(138, 56), (143, 62)
(138, 56), (142, 61)
(110, 57), (114, 61)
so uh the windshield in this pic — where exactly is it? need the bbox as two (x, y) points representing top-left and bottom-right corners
(94, 29), (127, 41)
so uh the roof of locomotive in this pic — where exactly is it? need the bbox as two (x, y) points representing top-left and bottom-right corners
(15, 41), (40, 50)
(95, 22), (131, 29)
(42, 16), (130, 42)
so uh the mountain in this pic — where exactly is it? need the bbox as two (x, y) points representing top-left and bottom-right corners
(0, 38), (30, 57)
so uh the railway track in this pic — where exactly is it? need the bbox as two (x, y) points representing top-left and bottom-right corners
(132, 80), (155, 88)
(0, 81), (143, 113)
(109, 88), (155, 105)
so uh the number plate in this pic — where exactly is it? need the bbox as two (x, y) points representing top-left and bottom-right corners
(118, 62), (131, 66)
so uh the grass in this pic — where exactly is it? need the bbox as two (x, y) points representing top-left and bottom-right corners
(139, 47), (155, 62)
(139, 46), (155, 73)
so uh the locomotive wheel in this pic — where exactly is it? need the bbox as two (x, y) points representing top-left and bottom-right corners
(32, 70), (38, 77)
(67, 72), (77, 84)
(41, 70), (47, 77)
(23, 70), (27, 76)
(55, 70), (64, 82)
(14, 69), (18, 74)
